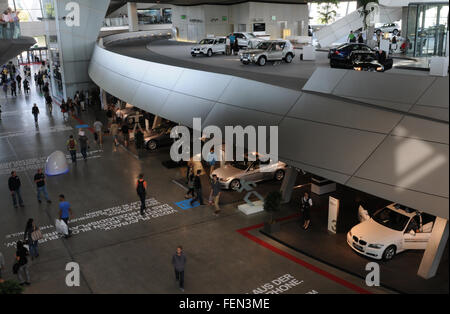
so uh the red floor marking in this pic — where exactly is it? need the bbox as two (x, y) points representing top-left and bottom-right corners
(51, 98), (95, 134)
(236, 215), (371, 294)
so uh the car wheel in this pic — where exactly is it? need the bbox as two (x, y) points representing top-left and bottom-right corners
(285, 53), (293, 63)
(258, 56), (266, 66)
(330, 60), (337, 68)
(382, 245), (396, 261)
(147, 140), (157, 151)
(230, 179), (241, 190)
(191, 54), (196, 57)
(207, 49), (213, 57)
(274, 169), (285, 181)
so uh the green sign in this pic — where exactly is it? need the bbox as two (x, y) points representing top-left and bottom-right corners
(181, 15), (186, 20)
(222, 16), (227, 21)
(271, 16), (276, 21)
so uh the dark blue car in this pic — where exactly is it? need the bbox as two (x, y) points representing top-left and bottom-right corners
(328, 43), (374, 68)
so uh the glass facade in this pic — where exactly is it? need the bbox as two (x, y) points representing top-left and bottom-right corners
(8, 0), (43, 22)
(407, 2), (449, 58)
(137, 8), (172, 25)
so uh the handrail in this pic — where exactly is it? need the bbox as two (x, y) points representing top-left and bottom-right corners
(0, 21), (21, 39)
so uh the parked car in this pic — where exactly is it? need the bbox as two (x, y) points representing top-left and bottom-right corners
(229, 32), (264, 48)
(144, 123), (177, 151)
(352, 52), (390, 72)
(375, 22), (400, 36)
(240, 40), (295, 66)
(211, 156), (287, 190)
(191, 37), (226, 57)
(329, 43), (392, 70)
(347, 204), (434, 261)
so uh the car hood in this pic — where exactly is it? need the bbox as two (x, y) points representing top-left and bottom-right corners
(144, 132), (163, 142)
(212, 165), (243, 179)
(192, 45), (210, 49)
(350, 219), (400, 244)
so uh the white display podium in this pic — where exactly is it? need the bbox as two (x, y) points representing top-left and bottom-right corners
(429, 56), (449, 77)
(302, 45), (316, 60)
(238, 200), (264, 215)
(311, 177), (336, 195)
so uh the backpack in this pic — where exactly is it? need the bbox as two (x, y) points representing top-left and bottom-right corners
(68, 139), (75, 150)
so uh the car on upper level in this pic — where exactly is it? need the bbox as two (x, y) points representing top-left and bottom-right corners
(347, 203), (434, 261)
(191, 37), (226, 57)
(229, 32), (264, 49)
(211, 154), (287, 190)
(240, 40), (295, 66)
(375, 22), (401, 35)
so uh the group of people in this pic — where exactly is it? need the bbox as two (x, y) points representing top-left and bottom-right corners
(1, 63), (34, 100)
(225, 34), (240, 56)
(0, 7), (20, 39)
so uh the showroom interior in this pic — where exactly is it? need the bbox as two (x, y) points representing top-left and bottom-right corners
(0, 0), (448, 295)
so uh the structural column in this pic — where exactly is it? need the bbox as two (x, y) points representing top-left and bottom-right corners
(127, 2), (139, 32)
(280, 167), (298, 204)
(152, 115), (162, 129)
(417, 217), (449, 279)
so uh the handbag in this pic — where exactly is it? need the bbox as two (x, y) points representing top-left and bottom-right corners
(12, 262), (20, 274)
(31, 228), (43, 241)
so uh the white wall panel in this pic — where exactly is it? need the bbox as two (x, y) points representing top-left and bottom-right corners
(302, 68), (347, 94)
(172, 70), (232, 101)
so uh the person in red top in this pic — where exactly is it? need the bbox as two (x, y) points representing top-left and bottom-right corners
(136, 174), (147, 215)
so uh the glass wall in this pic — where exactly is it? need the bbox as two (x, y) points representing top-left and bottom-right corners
(407, 2), (449, 57)
(8, 0), (43, 22)
(137, 8), (172, 25)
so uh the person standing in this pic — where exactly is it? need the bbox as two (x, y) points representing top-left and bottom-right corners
(348, 30), (356, 43)
(58, 194), (72, 238)
(185, 167), (195, 199)
(93, 118), (103, 148)
(8, 171), (24, 208)
(78, 130), (89, 160)
(45, 94), (53, 115)
(136, 174), (147, 216)
(16, 73), (22, 92)
(32, 103), (39, 125)
(121, 122), (130, 147)
(225, 36), (231, 55)
(172, 245), (186, 292)
(10, 79), (17, 97)
(233, 37), (239, 55)
(24, 219), (39, 260)
(207, 147), (217, 175)
(301, 192), (313, 230)
(15, 241), (30, 286)
(110, 120), (119, 152)
(23, 79), (29, 95)
(66, 135), (77, 163)
(0, 251), (5, 283)
(190, 170), (203, 206)
(357, 33), (364, 44)
(209, 174), (221, 215)
(34, 168), (51, 204)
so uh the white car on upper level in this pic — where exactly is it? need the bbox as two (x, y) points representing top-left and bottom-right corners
(229, 32), (264, 49)
(347, 203), (434, 261)
(191, 37), (226, 57)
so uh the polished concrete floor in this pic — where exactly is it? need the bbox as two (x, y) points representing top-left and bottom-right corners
(0, 67), (395, 294)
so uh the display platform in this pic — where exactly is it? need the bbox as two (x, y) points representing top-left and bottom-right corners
(261, 211), (449, 294)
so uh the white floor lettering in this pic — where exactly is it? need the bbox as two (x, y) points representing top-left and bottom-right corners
(250, 274), (304, 294)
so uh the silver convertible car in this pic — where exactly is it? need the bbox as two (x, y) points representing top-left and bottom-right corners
(211, 159), (287, 190)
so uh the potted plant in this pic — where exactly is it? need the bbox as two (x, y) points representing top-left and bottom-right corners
(0, 280), (24, 294)
(263, 191), (282, 233)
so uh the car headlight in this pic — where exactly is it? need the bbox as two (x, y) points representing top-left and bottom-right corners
(376, 66), (383, 71)
(368, 244), (384, 249)
(354, 67), (362, 71)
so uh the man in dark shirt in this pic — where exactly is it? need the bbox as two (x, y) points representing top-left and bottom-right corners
(190, 170), (204, 206)
(34, 168), (51, 204)
(121, 123), (129, 147)
(8, 171), (24, 208)
(210, 174), (222, 215)
(376, 49), (387, 65)
(172, 246), (186, 292)
(32, 103), (39, 125)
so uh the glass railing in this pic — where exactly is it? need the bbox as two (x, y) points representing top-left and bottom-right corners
(0, 21), (21, 39)
(103, 17), (129, 28)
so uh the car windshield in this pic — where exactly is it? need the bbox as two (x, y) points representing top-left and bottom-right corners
(247, 33), (256, 38)
(372, 207), (410, 231)
(354, 53), (377, 62)
(199, 39), (214, 45)
(256, 41), (272, 50)
(231, 160), (251, 170)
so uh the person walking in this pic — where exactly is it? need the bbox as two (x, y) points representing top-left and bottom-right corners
(78, 130), (89, 160)
(24, 219), (39, 260)
(34, 168), (51, 204)
(23, 79), (30, 95)
(8, 171), (24, 208)
(225, 36), (231, 55)
(61, 99), (68, 120)
(357, 33), (364, 44)
(185, 167), (195, 199)
(15, 241), (30, 286)
(58, 194), (72, 238)
(172, 245), (186, 292)
(190, 170), (204, 206)
(0, 251), (5, 283)
(32, 103), (39, 125)
(93, 118), (103, 148)
(136, 174), (147, 216)
(10, 79), (17, 97)
(110, 120), (119, 152)
(16, 73), (22, 92)
(45, 94), (53, 115)
(301, 192), (313, 230)
(209, 174), (222, 215)
(121, 122), (130, 147)
(233, 37), (239, 55)
(207, 147), (217, 175)
(66, 135), (77, 163)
